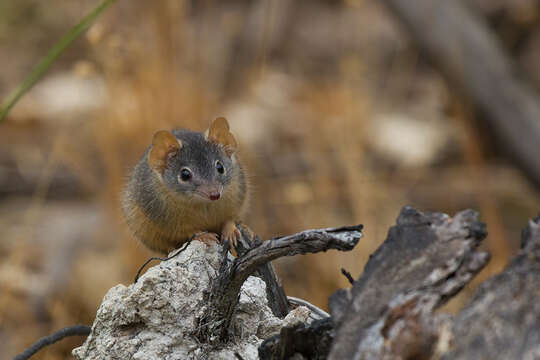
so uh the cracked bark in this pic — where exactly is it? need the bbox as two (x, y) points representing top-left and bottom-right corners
(261, 207), (540, 360)
(259, 207), (491, 360)
(328, 207), (490, 359)
(441, 214), (540, 359)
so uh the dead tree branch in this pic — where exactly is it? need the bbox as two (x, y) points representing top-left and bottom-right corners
(197, 224), (363, 343)
(234, 225), (290, 319)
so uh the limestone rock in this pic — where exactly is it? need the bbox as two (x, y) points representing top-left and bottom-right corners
(73, 241), (309, 360)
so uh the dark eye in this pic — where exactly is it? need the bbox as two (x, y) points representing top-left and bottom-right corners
(179, 168), (192, 182)
(216, 160), (225, 174)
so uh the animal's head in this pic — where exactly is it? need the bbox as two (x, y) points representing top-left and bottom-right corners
(148, 117), (238, 201)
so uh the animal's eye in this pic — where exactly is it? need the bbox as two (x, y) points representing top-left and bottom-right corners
(179, 168), (192, 182)
(216, 160), (225, 174)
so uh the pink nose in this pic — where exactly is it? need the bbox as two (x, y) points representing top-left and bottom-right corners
(209, 192), (220, 201)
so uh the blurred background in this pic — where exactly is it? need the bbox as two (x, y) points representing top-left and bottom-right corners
(1, 0), (539, 359)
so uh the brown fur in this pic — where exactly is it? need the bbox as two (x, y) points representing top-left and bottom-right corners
(122, 120), (248, 254)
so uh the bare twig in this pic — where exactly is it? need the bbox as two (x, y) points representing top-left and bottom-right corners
(340, 268), (355, 285)
(14, 325), (91, 360)
(287, 296), (330, 320)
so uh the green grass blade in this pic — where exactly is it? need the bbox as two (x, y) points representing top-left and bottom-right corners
(0, 0), (118, 122)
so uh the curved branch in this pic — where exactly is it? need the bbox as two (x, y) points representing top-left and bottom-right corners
(197, 224), (363, 343)
(14, 325), (91, 360)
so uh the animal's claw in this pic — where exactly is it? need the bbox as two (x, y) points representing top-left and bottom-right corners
(221, 221), (241, 252)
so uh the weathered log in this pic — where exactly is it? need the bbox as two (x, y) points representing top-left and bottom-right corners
(328, 207), (489, 359)
(441, 213), (540, 359)
(258, 207), (490, 359)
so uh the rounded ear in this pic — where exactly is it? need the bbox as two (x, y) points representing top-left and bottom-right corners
(148, 130), (182, 174)
(206, 117), (238, 157)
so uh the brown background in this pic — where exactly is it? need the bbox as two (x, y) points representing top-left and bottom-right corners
(1, 1), (539, 359)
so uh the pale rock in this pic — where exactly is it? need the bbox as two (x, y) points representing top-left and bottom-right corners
(73, 241), (309, 360)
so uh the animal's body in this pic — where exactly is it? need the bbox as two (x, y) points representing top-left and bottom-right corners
(122, 118), (248, 254)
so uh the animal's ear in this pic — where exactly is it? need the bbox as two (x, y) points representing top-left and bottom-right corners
(148, 130), (182, 174)
(206, 117), (238, 157)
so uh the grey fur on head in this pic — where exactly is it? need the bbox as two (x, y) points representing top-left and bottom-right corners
(161, 129), (235, 195)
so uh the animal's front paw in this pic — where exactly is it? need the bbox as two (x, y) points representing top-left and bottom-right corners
(221, 221), (241, 249)
(193, 231), (219, 246)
